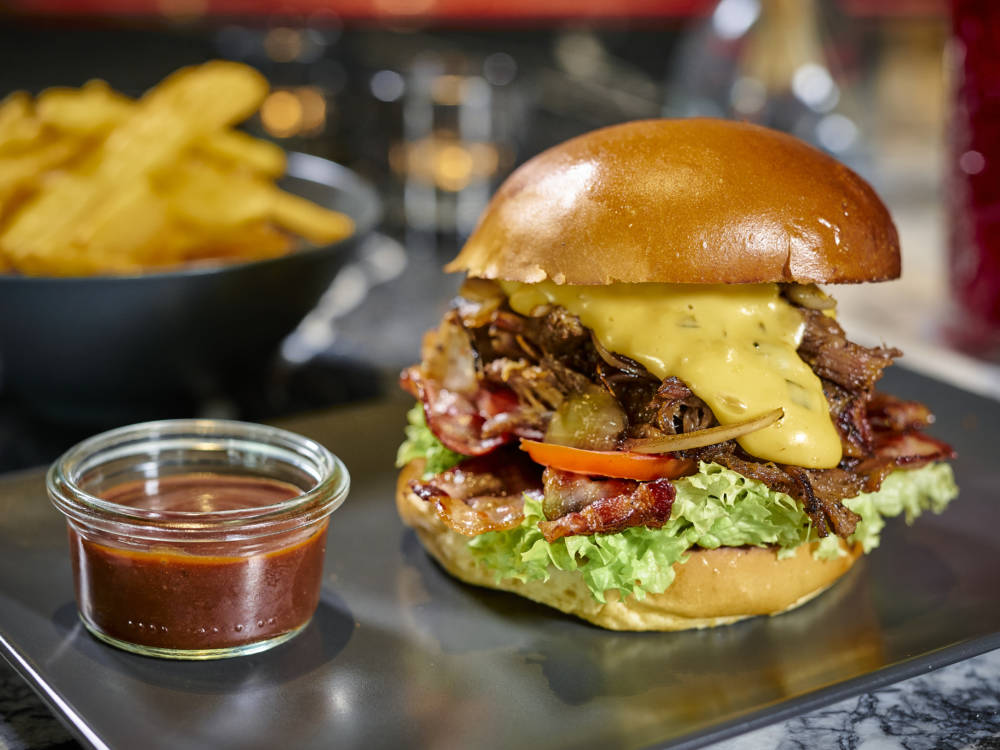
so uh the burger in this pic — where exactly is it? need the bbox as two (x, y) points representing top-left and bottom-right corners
(395, 118), (958, 631)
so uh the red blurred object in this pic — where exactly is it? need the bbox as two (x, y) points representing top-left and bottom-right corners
(7, 0), (715, 21)
(948, 0), (1000, 358)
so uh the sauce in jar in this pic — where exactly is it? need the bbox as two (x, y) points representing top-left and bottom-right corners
(49, 419), (348, 659)
(68, 474), (328, 653)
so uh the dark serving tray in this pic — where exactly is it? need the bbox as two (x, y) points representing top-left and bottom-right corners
(1, 367), (998, 750)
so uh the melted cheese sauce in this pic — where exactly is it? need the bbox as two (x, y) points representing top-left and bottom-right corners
(501, 281), (842, 469)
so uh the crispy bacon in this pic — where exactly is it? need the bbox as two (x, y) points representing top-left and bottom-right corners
(404, 312), (544, 455)
(428, 494), (528, 536)
(539, 468), (636, 520)
(537, 470), (675, 542)
(404, 369), (505, 456)
(873, 431), (955, 461)
(849, 431), (957, 477)
(867, 392), (935, 432)
(409, 448), (543, 536)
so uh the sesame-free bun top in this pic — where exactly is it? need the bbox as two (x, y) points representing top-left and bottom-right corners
(446, 119), (900, 285)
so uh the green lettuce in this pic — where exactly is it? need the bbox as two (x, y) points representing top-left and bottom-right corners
(395, 404), (959, 604)
(469, 461), (958, 604)
(396, 404), (465, 477)
(842, 462), (957, 553)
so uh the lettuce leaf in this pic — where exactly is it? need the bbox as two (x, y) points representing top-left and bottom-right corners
(396, 403), (465, 477)
(842, 462), (957, 553)
(469, 461), (958, 604)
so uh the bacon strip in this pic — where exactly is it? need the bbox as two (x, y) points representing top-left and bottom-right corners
(851, 431), (957, 475)
(867, 392), (935, 432)
(539, 468), (636, 519)
(402, 312), (544, 455)
(426, 493), (527, 536)
(537, 470), (676, 543)
(409, 448), (542, 536)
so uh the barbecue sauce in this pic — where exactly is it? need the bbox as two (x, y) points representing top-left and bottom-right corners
(69, 474), (328, 652)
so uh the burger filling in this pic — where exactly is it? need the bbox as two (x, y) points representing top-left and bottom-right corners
(398, 279), (958, 601)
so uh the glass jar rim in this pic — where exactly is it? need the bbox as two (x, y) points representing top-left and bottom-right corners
(47, 418), (349, 538)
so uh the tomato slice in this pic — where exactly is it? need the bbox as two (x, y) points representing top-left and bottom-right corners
(519, 439), (695, 481)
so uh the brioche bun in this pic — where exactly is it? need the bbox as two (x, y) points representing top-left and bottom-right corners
(446, 118), (900, 286)
(397, 460), (862, 631)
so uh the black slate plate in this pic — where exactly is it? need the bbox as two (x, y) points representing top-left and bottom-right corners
(1, 367), (998, 750)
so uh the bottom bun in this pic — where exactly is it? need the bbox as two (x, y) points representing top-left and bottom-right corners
(396, 460), (862, 631)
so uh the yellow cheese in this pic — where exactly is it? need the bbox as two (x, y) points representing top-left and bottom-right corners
(500, 280), (842, 469)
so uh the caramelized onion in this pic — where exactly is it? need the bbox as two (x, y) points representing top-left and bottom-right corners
(783, 283), (836, 311)
(455, 278), (505, 328)
(625, 408), (784, 454)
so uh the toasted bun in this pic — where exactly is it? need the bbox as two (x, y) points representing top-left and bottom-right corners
(397, 460), (862, 631)
(446, 119), (899, 286)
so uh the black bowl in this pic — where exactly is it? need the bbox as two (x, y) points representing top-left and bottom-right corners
(0, 153), (381, 423)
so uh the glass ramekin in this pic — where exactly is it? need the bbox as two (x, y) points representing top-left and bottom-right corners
(47, 419), (349, 660)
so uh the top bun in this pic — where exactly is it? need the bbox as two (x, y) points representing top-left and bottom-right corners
(446, 119), (900, 285)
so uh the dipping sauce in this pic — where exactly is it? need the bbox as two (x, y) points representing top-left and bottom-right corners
(48, 419), (348, 660)
(69, 474), (328, 653)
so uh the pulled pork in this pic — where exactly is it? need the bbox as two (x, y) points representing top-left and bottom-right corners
(405, 281), (953, 542)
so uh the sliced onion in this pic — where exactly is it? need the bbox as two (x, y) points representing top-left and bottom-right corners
(625, 408), (784, 454)
(590, 332), (645, 374)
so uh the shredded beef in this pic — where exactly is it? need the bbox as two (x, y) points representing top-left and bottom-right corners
(481, 358), (565, 412)
(477, 306), (600, 377)
(797, 308), (901, 394)
(472, 302), (716, 440)
(636, 376), (717, 436)
(687, 441), (864, 538)
(823, 380), (874, 458)
(596, 365), (661, 437)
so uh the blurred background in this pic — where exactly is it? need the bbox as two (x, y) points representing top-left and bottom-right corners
(1, 0), (995, 470)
